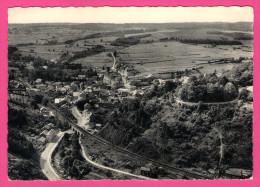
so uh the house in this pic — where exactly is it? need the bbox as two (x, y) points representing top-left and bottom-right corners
(73, 92), (80, 97)
(55, 84), (63, 92)
(40, 107), (50, 116)
(37, 84), (47, 90)
(44, 123), (54, 130)
(225, 168), (252, 179)
(47, 85), (55, 90)
(59, 87), (67, 94)
(95, 124), (102, 130)
(46, 129), (59, 142)
(55, 97), (66, 104)
(38, 137), (46, 145)
(60, 103), (69, 109)
(93, 87), (101, 94)
(140, 167), (151, 177)
(44, 124), (51, 131)
(78, 74), (86, 80)
(71, 96), (79, 104)
(40, 130), (49, 137)
(79, 92), (86, 99)
(35, 78), (42, 84)
(84, 103), (92, 110)
(125, 161), (135, 170)
(64, 85), (71, 91)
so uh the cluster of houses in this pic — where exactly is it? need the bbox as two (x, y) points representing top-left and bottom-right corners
(38, 123), (59, 145)
(8, 80), (34, 105)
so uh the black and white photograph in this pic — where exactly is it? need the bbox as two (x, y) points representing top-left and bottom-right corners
(7, 7), (253, 180)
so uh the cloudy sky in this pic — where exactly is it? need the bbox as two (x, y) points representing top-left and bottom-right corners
(8, 6), (253, 24)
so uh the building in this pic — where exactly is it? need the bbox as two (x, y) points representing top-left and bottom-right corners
(140, 167), (151, 177)
(35, 78), (43, 84)
(46, 129), (59, 142)
(44, 123), (54, 130)
(40, 130), (48, 138)
(38, 137), (46, 145)
(40, 107), (50, 117)
(54, 98), (66, 104)
(95, 124), (102, 130)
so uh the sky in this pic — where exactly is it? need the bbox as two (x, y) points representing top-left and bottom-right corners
(8, 6), (253, 24)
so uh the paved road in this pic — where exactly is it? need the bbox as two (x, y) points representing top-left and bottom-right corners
(79, 138), (151, 180)
(40, 131), (66, 180)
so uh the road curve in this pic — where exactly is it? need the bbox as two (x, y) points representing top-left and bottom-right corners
(40, 131), (65, 180)
(79, 138), (151, 180)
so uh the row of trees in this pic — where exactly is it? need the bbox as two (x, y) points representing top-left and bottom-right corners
(159, 36), (243, 45)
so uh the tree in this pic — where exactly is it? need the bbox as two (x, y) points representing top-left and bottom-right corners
(41, 96), (49, 106)
(224, 82), (238, 100)
(106, 170), (113, 178)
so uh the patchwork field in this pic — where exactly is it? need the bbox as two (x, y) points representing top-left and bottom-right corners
(76, 40), (253, 75)
(9, 23), (254, 76)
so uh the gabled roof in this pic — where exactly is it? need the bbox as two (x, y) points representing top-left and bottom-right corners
(38, 137), (46, 143)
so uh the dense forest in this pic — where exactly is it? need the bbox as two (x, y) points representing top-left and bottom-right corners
(99, 63), (253, 176)
(57, 133), (92, 179)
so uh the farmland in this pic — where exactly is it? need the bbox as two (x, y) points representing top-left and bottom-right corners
(8, 22), (253, 76)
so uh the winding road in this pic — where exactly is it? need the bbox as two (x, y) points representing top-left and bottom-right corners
(40, 131), (66, 180)
(79, 137), (151, 180)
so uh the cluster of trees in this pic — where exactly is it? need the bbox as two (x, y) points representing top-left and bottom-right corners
(66, 45), (106, 63)
(99, 81), (178, 148)
(239, 88), (253, 102)
(59, 133), (92, 179)
(224, 61), (253, 87)
(142, 80), (179, 102)
(178, 74), (238, 102)
(111, 34), (151, 46)
(127, 102), (252, 175)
